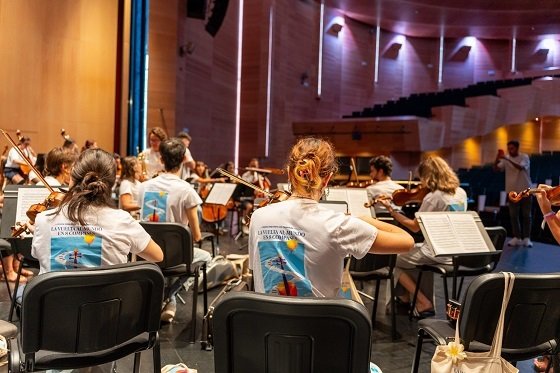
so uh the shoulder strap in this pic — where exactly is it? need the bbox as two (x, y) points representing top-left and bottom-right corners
(489, 272), (515, 357)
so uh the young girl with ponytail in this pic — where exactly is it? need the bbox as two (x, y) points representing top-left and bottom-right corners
(249, 137), (413, 297)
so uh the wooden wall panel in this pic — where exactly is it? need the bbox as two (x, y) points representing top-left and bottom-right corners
(0, 0), (118, 153)
(147, 0), (178, 141)
(175, 0), (238, 168)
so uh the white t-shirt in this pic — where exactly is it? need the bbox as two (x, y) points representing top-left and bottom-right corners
(249, 198), (377, 298)
(119, 179), (140, 207)
(417, 187), (468, 257)
(137, 173), (202, 225)
(366, 180), (404, 215)
(179, 148), (194, 180)
(496, 153), (531, 192)
(32, 206), (151, 275)
(5, 147), (34, 168)
(140, 148), (164, 179)
(35, 175), (62, 187)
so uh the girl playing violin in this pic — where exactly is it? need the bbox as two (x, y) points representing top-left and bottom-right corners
(249, 137), (413, 297)
(31, 149), (163, 275)
(379, 156), (467, 317)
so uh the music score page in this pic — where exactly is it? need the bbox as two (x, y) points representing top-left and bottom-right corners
(326, 188), (370, 217)
(420, 213), (489, 256)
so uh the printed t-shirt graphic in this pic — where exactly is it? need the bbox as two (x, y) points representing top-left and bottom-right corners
(142, 191), (169, 222)
(50, 225), (102, 270)
(257, 225), (313, 296)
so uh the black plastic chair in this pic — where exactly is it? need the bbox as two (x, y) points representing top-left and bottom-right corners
(410, 226), (506, 318)
(348, 253), (399, 340)
(213, 291), (372, 373)
(8, 262), (164, 373)
(140, 222), (208, 343)
(411, 272), (560, 373)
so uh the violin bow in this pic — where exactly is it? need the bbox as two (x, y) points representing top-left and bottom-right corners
(1, 129), (55, 193)
(216, 168), (273, 199)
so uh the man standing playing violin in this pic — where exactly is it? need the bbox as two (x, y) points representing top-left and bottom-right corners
(494, 140), (532, 247)
(366, 155), (404, 217)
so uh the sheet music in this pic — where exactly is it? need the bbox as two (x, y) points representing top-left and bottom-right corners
(204, 183), (237, 205)
(15, 187), (51, 223)
(420, 213), (489, 255)
(346, 189), (371, 217)
(326, 188), (370, 216)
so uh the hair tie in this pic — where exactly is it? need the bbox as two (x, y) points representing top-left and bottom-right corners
(298, 169), (309, 178)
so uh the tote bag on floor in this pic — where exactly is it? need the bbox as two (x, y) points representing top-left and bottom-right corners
(431, 272), (518, 373)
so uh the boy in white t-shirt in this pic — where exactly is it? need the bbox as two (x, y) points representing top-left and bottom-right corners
(366, 155), (404, 217)
(138, 138), (212, 322)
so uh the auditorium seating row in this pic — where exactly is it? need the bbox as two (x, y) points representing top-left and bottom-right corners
(343, 76), (547, 119)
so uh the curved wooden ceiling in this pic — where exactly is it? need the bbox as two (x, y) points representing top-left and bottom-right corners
(325, 0), (560, 39)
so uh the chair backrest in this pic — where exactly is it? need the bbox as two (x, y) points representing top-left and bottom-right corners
(348, 253), (396, 273)
(213, 292), (372, 373)
(459, 272), (560, 358)
(140, 222), (193, 269)
(21, 262), (164, 356)
(453, 226), (506, 268)
(485, 226), (507, 251)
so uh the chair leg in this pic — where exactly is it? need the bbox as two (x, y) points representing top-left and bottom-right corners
(371, 280), (381, 329)
(442, 276), (449, 307)
(410, 271), (423, 321)
(202, 263), (208, 316)
(8, 262), (24, 322)
(390, 275), (398, 341)
(457, 277), (465, 300)
(133, 352), (141, 373)
(191, 269), (200, 344)
(411, 329), (425, 373)
(153, 336), (161, 373)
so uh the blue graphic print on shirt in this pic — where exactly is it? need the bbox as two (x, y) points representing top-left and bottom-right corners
(142, 191), (168, 222)
(258, 239), (313, 297)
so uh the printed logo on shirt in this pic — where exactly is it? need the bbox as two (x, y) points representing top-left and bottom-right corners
(50, 225), (102, 270)
(447, 201), (466, 212)
(142, 191), (168, 222)
(256, 226), (312, 296)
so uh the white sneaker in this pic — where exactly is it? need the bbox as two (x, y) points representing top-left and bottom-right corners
(522, 238), (533, 247)
(161, 299), (177, 323)
(507, 237), (521, 246)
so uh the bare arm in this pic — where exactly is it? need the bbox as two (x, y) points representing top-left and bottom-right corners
(378, 199), (420, 232)
(502, 157), (525, 171)
(186, 205), (202, 242)
(184, 159), (196, 170)
(535, 187), (560, 244)
(358, 216), (414, 254)
(119, 193), (140, 212)
(137, 239), (163, 262)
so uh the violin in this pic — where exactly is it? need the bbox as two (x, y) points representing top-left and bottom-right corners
(391, 187), (429, 206)
(1, 129), (66, 237)
(508, 185), (560, 206)
(363, 187), (429, 208)
(217, 168), (291, 224)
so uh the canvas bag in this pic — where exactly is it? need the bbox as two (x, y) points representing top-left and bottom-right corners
(431, 272), (518, 373)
